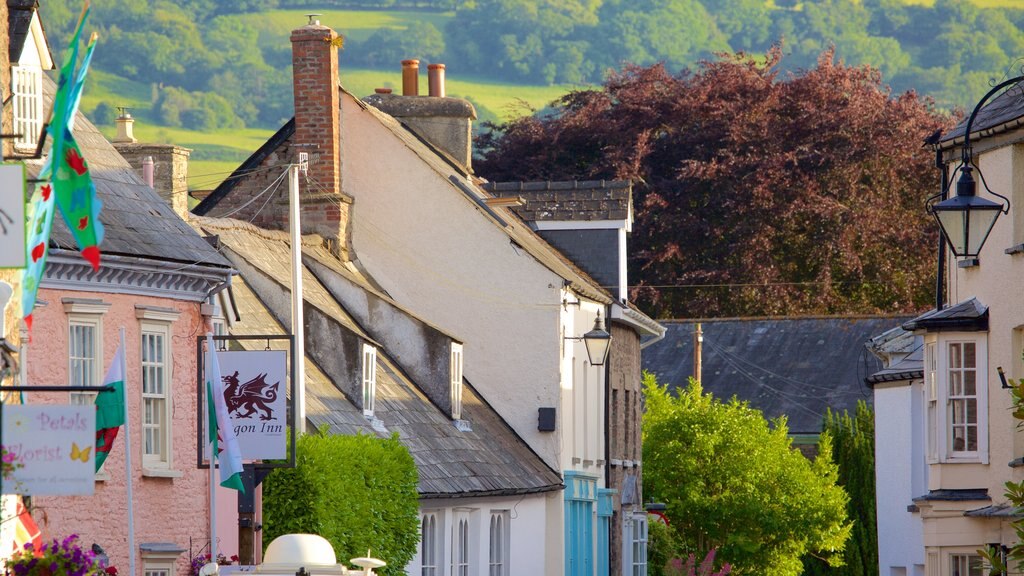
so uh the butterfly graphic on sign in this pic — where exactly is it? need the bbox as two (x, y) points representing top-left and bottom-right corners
(70, 442), (91, 463)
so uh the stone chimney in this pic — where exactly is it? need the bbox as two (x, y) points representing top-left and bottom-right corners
(290, 15), (347, 254)
(114, 139), (191, 220)
(363, 62), (476, 171)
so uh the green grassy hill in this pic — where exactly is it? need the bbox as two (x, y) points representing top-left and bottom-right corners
(80, 41), (571, 190)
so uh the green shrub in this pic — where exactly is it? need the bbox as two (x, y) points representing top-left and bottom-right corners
(262, 428), (420, 576)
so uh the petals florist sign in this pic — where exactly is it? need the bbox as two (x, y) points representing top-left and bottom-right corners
(2, 405), (95, 495)
(212, 350), (287, 460)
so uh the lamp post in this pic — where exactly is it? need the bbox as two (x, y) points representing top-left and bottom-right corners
(928, 77), (1018, 260)
(566, 311), (612, 367)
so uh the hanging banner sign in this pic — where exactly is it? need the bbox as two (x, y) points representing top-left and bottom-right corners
(207, 350), (287, 461)
(0, 165), (27, 269)
(2, 405), (95, 496)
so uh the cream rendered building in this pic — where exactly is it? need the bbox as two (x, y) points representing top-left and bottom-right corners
(899, 85), (1024, 576)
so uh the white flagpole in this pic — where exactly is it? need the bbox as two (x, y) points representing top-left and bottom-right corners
(121, 328), (137, 576)
(208, 335), (217, 565)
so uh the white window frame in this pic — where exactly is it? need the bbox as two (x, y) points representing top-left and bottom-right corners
(451, 508), (473, 576)
(489, 510), (510, 576)
(451, 343), (464, 420)
(137, 306), (180, 476)
(949, 553), (983, 576)
(421, 512), (441, 576)
(362, 344), (377, 417)
(65, 299), (109, 405)
(924, 334), (988, 464)
(11, 64), (42, 151)
(926, 341), (938, 463)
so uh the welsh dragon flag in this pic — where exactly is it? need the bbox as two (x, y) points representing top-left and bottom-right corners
(206, 334), (245, 492)
(94, 343), (125, 471)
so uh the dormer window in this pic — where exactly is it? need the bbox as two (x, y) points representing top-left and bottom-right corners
(12, 63), (42, 150)
(362, 344), (377, 417)
(450, 343), (463, 420)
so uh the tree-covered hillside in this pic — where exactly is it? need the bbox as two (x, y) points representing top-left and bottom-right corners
(38, 0), (1024, 135)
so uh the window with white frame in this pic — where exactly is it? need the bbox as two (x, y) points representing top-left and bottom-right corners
(137, 306), (180, 472)
(362, 344), (377, 417)
(451, 509), (471, 576)
(12, 64), (42, 150)
(924, 335), (988, 463)
(451, 343), (463, 420)
(141, 323), (170, 467)
(631, 514), (648, 576)
(64, 299), (110, 405)
(926, 342), (937, 462)
(489, 511), (510, 576)
(421, 513), (439, 576)
(950, 554), (982, 576)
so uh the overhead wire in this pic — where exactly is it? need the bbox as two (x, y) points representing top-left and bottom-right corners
(303, 173), (563, 311)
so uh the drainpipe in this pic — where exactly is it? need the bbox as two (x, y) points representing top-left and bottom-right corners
(936, 150), (948, 312)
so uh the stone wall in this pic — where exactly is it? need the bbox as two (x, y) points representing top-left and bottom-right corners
(608, 322), (643, 575)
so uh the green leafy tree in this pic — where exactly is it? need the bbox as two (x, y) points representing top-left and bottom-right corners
(263, 429), (420, 576)
(805, 402), (878, 576)
(642, 373), (851, 576)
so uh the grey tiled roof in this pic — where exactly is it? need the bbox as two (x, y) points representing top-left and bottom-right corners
(34, 77), (230, 269)
(482, 180), (632, 222)
(194, 217), (563, 498)
(942, 80), (1024, 145)
(8, 0), (41, 64)
(642, 316), (911, 434)
(902, 297), (987, 332)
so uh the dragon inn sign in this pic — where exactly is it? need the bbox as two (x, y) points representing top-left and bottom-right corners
(196, 335), (294, 465)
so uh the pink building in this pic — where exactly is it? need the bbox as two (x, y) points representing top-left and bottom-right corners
(14, 73), (233, 575)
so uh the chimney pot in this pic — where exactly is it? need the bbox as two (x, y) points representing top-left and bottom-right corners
(374, 87), (393, 94)
(142, 156), (154, 187)
(428, 63), (446, 98)
(401, 59), (420, 96)
(114, 108), (137, 143)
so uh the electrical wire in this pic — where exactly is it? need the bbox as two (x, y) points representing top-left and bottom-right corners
(303, 173), (563, 311)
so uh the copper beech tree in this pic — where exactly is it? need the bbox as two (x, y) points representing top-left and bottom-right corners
(476, 48), (953, 318)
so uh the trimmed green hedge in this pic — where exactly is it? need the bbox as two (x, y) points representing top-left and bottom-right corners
(262, 428), (420, 576)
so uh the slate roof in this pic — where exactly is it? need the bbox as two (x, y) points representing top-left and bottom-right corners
(642, 316), (912, 434)
(864, 326), (923, 385)
(902, 297), (988, 332)
(8, 0), (42, 64)
(35, 77), (230, 269)
(942, 80), (1024, 146)
(481, 180), (632, 222)
(192, 216), (563, 498)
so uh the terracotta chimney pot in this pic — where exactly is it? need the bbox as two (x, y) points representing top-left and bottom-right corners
(428, 64), (446, 98)
(402, 59), (420, 96)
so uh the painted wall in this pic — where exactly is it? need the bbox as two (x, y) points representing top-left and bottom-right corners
(916, 142), (1024, 574)
(874, 380), (925, 576)
(25, 287), (209, 575)
(406, 493), (550, 576)
(343, 92), (568, 470)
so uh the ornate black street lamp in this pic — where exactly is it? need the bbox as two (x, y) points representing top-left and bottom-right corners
(927, 77), (1018, 259)
(565, 311), (612, 366)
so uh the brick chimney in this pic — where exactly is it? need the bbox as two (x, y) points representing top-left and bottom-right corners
(364, 62), (476, 171)
(290, 16), (347, 254)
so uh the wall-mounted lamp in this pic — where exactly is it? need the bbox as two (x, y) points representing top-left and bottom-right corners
(926, 75), (1018, 259)
(998, 366), (1013, 390)
(566, 311), (611, 366)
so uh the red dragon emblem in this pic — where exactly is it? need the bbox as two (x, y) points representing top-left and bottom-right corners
(222, 370), (280, 421)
